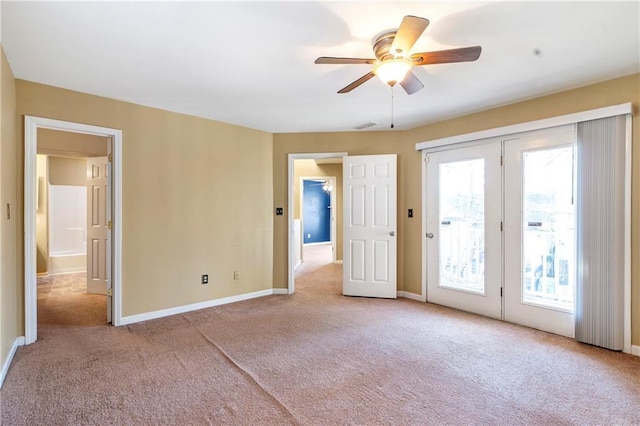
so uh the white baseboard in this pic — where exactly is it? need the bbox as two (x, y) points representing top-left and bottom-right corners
(632, 345), (640, 357)
(1, 336), (25, 388)
(272, 288), (289, 295)
(294, 261), (302, 271)
(334, 260), (343, 264)
(120, 288), (284, 325)
(397, 291), (425, 302)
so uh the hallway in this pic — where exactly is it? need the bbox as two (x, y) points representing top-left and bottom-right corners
(37, 273), (107, 327)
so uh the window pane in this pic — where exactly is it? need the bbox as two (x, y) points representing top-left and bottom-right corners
(439, 159), (485, 293)
(522, 146), (575, 311)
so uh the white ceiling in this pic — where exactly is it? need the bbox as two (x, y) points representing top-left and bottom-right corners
(2, 1), (639, 133)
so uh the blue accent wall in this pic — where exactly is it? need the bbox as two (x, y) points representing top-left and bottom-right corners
(303, 180), (331, 243)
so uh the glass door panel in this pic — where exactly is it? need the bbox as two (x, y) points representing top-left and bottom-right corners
(426, 141), (502, 320)
(522, 146), (575, 311)
(503, 124), (576, 338)
(439, 159), (485, 293)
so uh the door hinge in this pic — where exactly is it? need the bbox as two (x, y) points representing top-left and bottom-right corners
(424, 156), (429, 163)
(107, 221), (112, 230)
(107, 288), (113, 297)
(500, 221), (503, 231)
(500, 287), (503, 297)
(500, 155), (503, 166)
(108, 154), (113, 163)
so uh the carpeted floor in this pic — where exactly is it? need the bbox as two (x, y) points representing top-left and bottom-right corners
(37, 272), (107, 327)
(2, 261), (639, 425)
(295, 244), (340, 295)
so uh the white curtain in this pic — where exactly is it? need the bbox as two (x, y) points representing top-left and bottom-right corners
(575, 115), (626, 350)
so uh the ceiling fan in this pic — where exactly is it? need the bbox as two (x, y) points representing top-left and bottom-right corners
(315, 15), (482, 95)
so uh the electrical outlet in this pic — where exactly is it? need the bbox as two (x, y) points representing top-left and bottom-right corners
(201, 274), (208, 285)
(233, 271), (239, 280)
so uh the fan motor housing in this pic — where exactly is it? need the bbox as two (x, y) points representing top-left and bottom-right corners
(372, 30), (398, 61)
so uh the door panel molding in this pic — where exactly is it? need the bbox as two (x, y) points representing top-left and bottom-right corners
(86, 157), (109, 295)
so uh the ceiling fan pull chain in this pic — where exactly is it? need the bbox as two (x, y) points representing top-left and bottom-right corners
(390, 86), (395, 129)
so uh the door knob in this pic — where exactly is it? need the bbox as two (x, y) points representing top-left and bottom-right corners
(426, 233), (434, 238)
(389, 231), (396, 237)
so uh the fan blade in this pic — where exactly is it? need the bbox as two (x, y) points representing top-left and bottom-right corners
(400, 71), (424, 95)
(315, 57), (377, 65)
(338, 72), (376, 94)
(390, 15), (430, 57)
(411, 46), (482, 65)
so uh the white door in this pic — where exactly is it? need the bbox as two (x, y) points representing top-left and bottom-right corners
(426, 142), (503, 319)
(503, 126), (575, 337)
(343, 154), (397, 298)
(86, 156), (109, 300)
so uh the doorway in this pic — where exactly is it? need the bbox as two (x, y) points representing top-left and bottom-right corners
(24, 116), (123, 344)
(300, 177), (335, 258)
(287, 153), (346, 294)
(425, 125), (576, 337)
(35, 148), (109, 327)
(302, 179), (332, 246)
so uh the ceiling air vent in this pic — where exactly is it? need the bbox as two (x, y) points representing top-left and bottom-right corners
(353, 121), (378, 130)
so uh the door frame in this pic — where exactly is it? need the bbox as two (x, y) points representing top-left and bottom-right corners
(287, 152), (347, 294)
(418, 103), (632, 353)
(24, 116), (123, 344)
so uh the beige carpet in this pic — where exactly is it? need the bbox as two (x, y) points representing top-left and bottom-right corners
(2, 263), (639, 424)
(37, 272), (107, 327)
(295, 244), (340, 295)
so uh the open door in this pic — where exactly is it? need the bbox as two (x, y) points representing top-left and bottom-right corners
(86, 146), (112, 323)
(343, 154), (397, 298)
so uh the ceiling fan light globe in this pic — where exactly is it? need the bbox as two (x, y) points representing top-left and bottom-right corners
(373, 59), (413, 87)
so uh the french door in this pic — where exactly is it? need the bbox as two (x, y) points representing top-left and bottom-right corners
(426, 142), (502, 319)
(503, 126), (575, 337)
(426, 125), (576, 337)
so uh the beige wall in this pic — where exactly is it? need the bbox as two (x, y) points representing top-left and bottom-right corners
(293, 160), (343, 260)
(16, 80), (274, 317)
(48, 156), (87, 186)
(1, 46), (19, 376)
(38, 128), (108, 158)
(273, 73), (640, 346)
